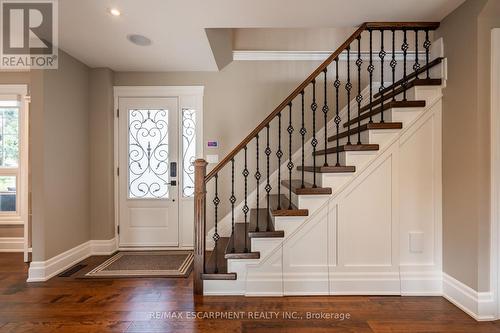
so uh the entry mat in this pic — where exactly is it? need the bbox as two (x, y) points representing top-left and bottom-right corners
(82, 251), (193, 278)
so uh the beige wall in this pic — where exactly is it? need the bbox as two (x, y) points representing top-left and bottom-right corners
(89, 69), (115, 240)
(436, 0), (500, 292)
(40, 51), (91, 260)
(233, 27), (423, 52)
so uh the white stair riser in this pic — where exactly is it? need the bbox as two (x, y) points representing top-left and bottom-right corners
(274, 216), (306, 235)
(295, 194), (329, 212)
(365, 129), (400, 146)
(341, 150), (378, 168)
(303, 171), (352, 189)
(250, 238), (283, 258)
(390, 108), (422, 126)
(333, 128), (399, 146)
(286, 189), (330, 213)
(318, 173), (353, 190)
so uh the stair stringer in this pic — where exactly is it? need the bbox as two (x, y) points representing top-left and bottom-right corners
(204, 86), (443, 296)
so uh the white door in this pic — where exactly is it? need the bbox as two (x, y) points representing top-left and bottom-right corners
(118, 97), (179, 247)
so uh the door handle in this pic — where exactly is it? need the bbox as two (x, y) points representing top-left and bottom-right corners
(167, 180), (177, 186)
(170, 162), (177, 178)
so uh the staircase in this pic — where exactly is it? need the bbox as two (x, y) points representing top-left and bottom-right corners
(194, 22), (445, 296)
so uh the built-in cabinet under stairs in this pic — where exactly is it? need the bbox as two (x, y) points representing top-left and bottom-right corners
(194, 22), (445, 296)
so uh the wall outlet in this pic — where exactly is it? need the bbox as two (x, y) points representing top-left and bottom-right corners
(409, 232), (424, 253)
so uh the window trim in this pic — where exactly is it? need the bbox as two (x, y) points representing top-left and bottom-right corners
(0, 85), (29, 262)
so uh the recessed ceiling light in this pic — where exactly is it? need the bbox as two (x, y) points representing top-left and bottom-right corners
(109, 8), (121, 16)
(127, 34), (152, 46)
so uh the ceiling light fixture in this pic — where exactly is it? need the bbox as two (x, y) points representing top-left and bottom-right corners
(127, 34), (152, 46)
(109, 8), (121, 16)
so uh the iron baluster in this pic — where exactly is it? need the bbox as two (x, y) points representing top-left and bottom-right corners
(265, 124), (272, 231)
(379, 29), (386, 123)
(346, 46), (352, 145)
(368, 29), (374, 123)
(300, 91), (306, 188)
(414, 29), (420, 79)
(287, 103), (294, 209)
(255, 135), (261, 232)
(402, 29), (409, 101)
(311, 80), (318, 187)
(391, 29), (397, 101)
(276, 113), (282, 210)
(356, 36), (363, 144)
(424, 30), (431, 79)
(212, 174), (220, 273)
(322, 69), (329, 166)
(242, 146), (249, 252)
(230, 158), (236, 253)
(334, 58), (341, 166)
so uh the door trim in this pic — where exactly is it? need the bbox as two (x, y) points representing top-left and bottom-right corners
(492, 29), (500, 320)
(113, 86), (204, 250)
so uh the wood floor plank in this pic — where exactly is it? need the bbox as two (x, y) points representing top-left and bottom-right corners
(0, 254), (499, 332)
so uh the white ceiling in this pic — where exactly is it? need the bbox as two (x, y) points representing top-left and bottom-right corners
(59, 0), (465, 72)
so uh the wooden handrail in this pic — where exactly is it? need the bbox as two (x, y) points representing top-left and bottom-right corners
(204, 21), (440, 183)
(364, 22), (440, 30)
(205, 24), (366, 182)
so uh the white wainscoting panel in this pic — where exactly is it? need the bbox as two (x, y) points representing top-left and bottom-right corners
(338, 156), (394, 267)
(246, 246), (283, 296)
(283, 208), (329, 295)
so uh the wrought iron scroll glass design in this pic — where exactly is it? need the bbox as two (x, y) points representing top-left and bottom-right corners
(128, 109), (169, 199)
(182, 108), (196, 197)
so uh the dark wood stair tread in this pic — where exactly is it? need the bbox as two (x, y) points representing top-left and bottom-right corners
(202, 237), (237, 280)
(281, 180), (332, 195)
(298, 165), (356, 173)
(362, 78), (442, 113)
(225, 223), (260, 259)
(374, 57), (444, 99)
(328, 122), (402, 142)
(343, 100), (425, 128)
(269, 194), (308, 217)
(248, 209), (284, 238)
(314, 144), (379, 156)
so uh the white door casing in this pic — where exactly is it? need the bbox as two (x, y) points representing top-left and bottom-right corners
(491, 28), (500, 320)
(118, 97), (179, 247)
(114, 86), (204, 249)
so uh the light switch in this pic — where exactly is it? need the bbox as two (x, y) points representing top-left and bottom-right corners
(206, 154), (219, 164)
(409, 232), (424, 253)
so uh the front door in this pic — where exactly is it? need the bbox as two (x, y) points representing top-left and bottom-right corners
(118, 97), (179, 247)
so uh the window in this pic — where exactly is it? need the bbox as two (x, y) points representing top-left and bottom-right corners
(182, 108), (196, 197)
(128, 109), (169, 199)
(0, 101), (19, 213)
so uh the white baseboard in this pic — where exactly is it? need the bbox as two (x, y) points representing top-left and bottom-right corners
(27, 238), (117, 282)
(0, 237), (24, 252)
(400, 270), (443, 296)
(442, 273), (496, 321)
(91, 238), (118, 255)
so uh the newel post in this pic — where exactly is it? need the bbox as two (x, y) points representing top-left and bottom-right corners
(193, 159), (208, 295)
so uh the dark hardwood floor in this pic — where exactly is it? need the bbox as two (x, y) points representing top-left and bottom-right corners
(1, 253), (500, 333)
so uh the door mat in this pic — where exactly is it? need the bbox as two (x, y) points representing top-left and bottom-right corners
(82, 251), (193, 278)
